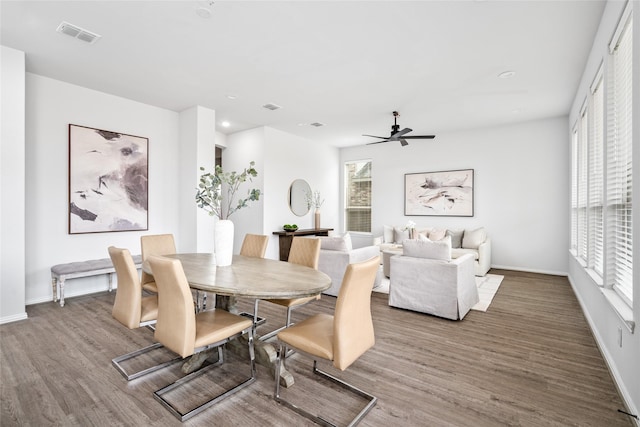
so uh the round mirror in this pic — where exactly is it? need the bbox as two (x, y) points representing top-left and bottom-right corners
(288, 179), (311, 216)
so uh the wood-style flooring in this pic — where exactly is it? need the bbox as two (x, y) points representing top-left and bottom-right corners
(0, 269), (633, 426)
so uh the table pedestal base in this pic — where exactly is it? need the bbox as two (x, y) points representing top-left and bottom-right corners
(182, 294), (295, 387)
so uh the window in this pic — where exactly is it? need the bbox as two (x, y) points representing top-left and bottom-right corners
(577, 106), (588, 264)
(345, 160), (372, 233)
(570, 128), (578, 253)
(606, 6), (633, 304)
(588, 71), (604, 277)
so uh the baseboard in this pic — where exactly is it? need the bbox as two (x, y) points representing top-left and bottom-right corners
(490, 264), (568, 277)
(0, 312), (28, 325)
(567, 275), (640, 426)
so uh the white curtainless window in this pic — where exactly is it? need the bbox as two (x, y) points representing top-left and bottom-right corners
(344, 160), (372, 233)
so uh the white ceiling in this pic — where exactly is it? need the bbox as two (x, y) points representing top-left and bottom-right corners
(1, 0), (606, 147)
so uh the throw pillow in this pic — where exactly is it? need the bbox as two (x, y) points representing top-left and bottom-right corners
(446, 229), (464, 249)
(428, 228), (447, 241)
(383, 225), (394, 244)
(394, 226), (409, 243)
(462, 227), (486, 249)
(403, 236), (451, 261)
(417, 233), (430, 241)
(320, 233), (353, 251)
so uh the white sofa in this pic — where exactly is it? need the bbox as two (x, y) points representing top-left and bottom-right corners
(317, 233), (382, 296)
(389, 238), (479, 320)
(374, 225), (491, 276)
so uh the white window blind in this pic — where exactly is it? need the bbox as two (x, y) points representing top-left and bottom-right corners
(570, 128), (578, 252)
(345, 160), (372, 233)
(588, 74), (604, 276)
(577, 107), (589, 263)
(606, 8), (633, 304)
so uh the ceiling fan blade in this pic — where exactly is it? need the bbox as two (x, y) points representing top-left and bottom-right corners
(362, 134), (387, 139)
(392, 127), (412, 138)
(399, 139), (408, 147)
(402, 135), (436, 139)
(366, 139), (391, 145)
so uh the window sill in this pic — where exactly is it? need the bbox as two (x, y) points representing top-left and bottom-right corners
(601, 288), (635, 333)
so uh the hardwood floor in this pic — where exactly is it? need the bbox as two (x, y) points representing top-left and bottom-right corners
(1, 269), (633, 426)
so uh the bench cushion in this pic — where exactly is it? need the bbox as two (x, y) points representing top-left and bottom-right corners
(52, 255), (142, 276)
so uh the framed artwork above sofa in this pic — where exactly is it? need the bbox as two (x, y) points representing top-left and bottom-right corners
(404, 169), (474, 217)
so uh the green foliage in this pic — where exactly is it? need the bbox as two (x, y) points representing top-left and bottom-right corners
(195, 161), (261, 220)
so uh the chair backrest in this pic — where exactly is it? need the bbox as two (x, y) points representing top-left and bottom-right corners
(240, 234), (269, 258)
(288, 237), (321, 269)
(148, 255), (196, 358)
(140, 234), (176, 285)
(333, 256), (379, 371)
(109, 246), (142, 329)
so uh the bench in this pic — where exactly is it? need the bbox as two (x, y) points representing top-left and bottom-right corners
(51, 255), (142, 307)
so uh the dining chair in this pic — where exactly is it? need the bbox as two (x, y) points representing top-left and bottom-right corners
(148, 255), (256, 422)
(140, 233), (176, 293)
(274, 256), (380, 426)
(240, 233), (269, 258)
(256, 237), (321, 341)
(108, 246), (180, 381)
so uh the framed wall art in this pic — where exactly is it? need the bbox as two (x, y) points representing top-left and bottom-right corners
(68, 124), (148, 234)
(405, 169), (474, 217)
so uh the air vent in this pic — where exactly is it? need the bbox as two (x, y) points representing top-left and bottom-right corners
(56, 21), (101, 44)
(310, 122), (325, 127)
(262, 103), (282, 111)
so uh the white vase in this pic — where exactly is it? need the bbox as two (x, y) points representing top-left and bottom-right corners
(214, 219), (234, 266)
(314, 209), (321, 229)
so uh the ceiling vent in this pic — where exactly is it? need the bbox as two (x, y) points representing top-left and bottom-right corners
(262, 103), (282, 111)
(56, 21), (101, 44)
(310, 122), (325, 127)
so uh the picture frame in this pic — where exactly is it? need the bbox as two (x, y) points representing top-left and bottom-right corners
(404, 169), (474, 217)
(68, 124), (149, 234)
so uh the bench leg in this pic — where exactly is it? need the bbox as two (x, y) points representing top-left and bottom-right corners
(108, 272), (113, 292)
(52, 276), (58, 303)
(59, 279), (65, 307)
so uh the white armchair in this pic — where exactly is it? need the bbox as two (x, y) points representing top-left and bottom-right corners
(389, 239), (478, 320)
(317, 233), (382, 297)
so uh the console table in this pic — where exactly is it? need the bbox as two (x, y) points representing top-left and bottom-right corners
(272, 228), (334, 261)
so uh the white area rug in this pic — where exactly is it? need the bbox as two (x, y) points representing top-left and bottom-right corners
(372, 268), (504, 312)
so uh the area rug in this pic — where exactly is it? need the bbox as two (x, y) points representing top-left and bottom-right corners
(372, 267), (504, 312)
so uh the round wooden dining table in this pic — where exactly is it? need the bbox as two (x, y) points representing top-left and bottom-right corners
(143, 253), (332, 387)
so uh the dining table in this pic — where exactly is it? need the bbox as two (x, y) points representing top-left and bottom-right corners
(142, 253), (332, 387)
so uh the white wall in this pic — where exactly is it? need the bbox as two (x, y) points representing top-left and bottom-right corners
(225, 126), (340, 260)
(23, 74), (181, 305)
(1, 46), (27, 323)
(341, 116), (570, 275)
(567, 0), (639, 418)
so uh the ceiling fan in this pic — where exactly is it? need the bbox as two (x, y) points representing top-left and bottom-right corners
(364, 111), (435, 147)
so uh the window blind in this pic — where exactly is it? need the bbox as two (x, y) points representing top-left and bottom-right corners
(606, 10), (633, 304)
(345, 160), (372, 233)
(577, 108), (589, 263)
(570, 128), (578, 252)
(588, 74), (604, 276)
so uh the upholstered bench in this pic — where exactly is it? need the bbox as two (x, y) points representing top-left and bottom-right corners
(51, 255), (142, 307)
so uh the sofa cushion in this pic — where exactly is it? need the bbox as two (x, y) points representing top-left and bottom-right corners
(429, 228), (447, 241)
(403, 236), (451, 261)
(394, 226), (410, 243)
(320, 233), (352, 251)
(462, 227), (486, 249)
(451, 248), (479, 260)
(383, 225), (394, 244)
(446, 229), (464, 249)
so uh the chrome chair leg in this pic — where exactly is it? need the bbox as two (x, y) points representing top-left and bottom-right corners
(273, 343), (377, 427)
(112, 342), (181, 381)
(153, 329), (256, 422)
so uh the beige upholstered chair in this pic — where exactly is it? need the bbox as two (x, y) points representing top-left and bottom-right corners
(274, 256), (380, 426)
(240, 233), (269, 258)
(140, 234), (176, 293)
(108, 246), (179, 381)
(256, 237), (321, 341)
(148, 255), (256, 422)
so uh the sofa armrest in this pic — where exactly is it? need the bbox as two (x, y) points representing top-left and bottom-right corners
(476, 238), (491, 276)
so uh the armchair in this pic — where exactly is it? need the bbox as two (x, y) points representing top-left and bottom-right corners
(389, 239), (479, 320)
(317, 233), (382, 296)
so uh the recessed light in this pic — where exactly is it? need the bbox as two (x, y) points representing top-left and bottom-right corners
(498, 70), (516, 79)
(196, 1), (214, 18)
(221, 121), (230, 127)
(262, 103), (282, 111)
(226, 94), (237, 100)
